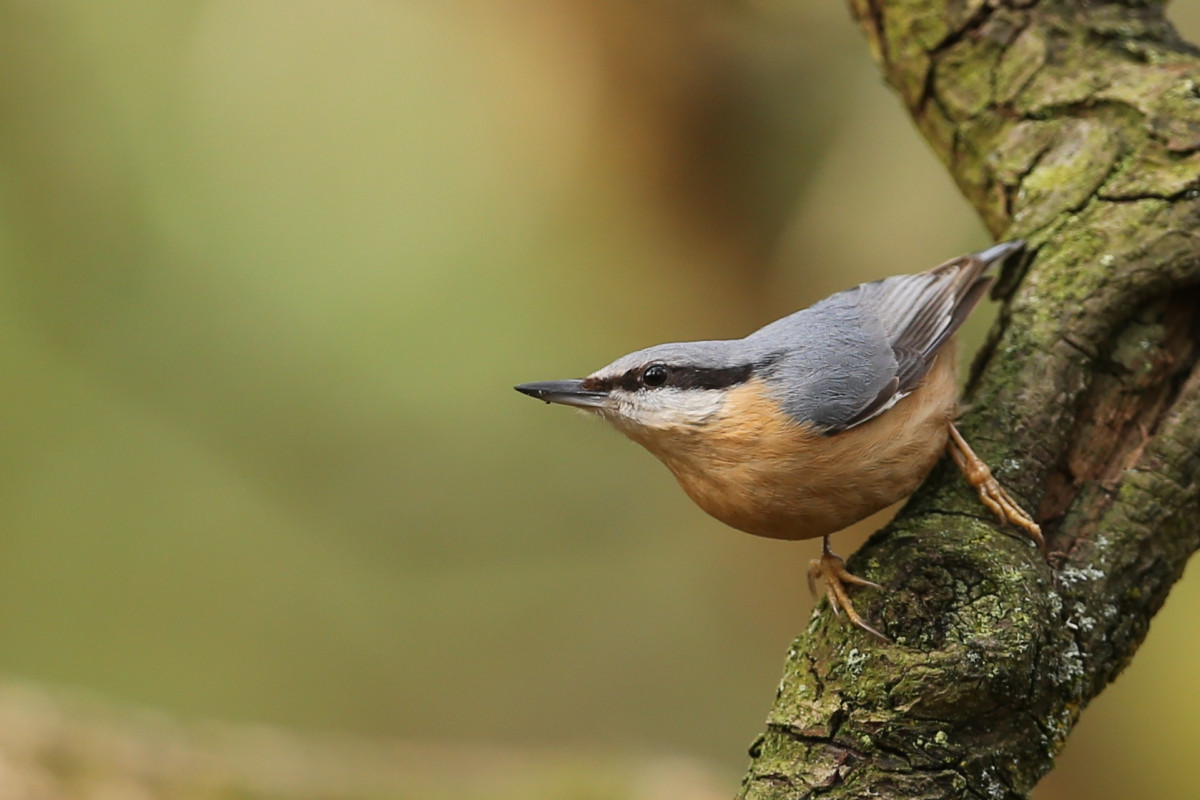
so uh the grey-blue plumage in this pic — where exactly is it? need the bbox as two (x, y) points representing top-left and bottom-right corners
(581, 240), (1018, 434)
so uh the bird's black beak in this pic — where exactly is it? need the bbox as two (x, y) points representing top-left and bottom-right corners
(514, 380), (609, 409)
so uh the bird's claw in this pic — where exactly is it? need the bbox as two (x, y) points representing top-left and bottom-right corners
(947, 423), (1044, 552)
(808, 540), (889, 642)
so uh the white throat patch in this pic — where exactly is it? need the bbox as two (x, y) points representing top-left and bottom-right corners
(603, 387), (727, 431)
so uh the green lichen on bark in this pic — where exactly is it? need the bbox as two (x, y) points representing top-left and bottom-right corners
(739, 1), (1200, 798)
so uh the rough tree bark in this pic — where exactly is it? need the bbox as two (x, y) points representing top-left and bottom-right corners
(738, 2), (1200, 798)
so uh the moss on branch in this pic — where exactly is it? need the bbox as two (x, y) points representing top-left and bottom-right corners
(739, 2), (1200, 797)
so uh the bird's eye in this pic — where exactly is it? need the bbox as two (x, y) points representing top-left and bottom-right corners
(641, 363), (670, 388)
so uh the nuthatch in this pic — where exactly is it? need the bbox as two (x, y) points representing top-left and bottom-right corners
(516, 241), (1042, 640)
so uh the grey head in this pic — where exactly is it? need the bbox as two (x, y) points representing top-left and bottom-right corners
(514, 338), (767, 431)
(515, 240), (1024, 434)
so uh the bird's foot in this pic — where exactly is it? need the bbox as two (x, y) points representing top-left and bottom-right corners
(807, 538), (889, 642)
(947, 423), (1044, 552)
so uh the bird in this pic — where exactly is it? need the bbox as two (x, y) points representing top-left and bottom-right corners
(515, 241), (1042, 640)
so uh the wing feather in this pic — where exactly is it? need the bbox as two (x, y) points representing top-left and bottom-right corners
(836, 242), (1022, 429)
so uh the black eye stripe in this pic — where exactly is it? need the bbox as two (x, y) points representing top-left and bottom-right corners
(665, 364), (754, 390)
(582, 364), (754, 393)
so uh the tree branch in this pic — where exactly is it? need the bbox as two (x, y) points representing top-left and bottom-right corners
(738, 2), (1200, 797)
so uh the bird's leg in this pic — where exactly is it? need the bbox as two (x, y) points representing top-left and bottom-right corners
(947, 423), (1045, 551)
(807, 536), (889, 641)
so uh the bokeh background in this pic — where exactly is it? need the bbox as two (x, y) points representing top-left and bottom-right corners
(0, 1), (1197, 798)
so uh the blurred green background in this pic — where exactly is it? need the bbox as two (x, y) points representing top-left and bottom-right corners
(0, 1), (1197, 797)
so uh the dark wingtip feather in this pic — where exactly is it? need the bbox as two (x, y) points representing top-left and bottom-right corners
(973, 239), (1025, 265)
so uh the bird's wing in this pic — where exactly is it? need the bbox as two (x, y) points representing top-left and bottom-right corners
(756, 242), (1021, 433)
(836, 244), (1018, 428)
